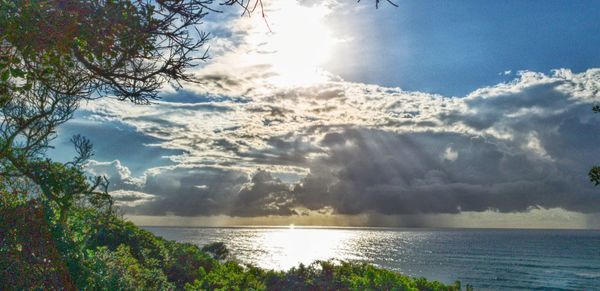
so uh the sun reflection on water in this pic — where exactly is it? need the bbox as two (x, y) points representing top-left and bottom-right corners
(247, 228), (356, 270)
(146, 227), (600, 289)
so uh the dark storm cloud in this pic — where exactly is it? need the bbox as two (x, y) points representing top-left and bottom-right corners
(441, 80), (573, 132)
(104, 125), (600, 217)
(137, 167), (247, 216)
(112, 166), (297, 217)
(76, 69), (600, 218)
(293, 128), (600, 215)
(229, 170), (297, 216)
(160, 89), (248, 104)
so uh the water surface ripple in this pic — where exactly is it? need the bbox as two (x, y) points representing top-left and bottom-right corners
(144, 227), (600, 290)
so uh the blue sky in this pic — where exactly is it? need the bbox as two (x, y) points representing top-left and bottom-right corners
(50, 0), (600, 228)
(324, 0), (600, 96)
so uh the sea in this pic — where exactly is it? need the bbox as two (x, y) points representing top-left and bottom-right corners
(144, 227), (600, 290)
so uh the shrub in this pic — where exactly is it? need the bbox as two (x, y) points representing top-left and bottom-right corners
(1, 202), (461, 291)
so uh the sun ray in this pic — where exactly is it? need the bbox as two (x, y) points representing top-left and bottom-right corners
(242, 0), (336, 87)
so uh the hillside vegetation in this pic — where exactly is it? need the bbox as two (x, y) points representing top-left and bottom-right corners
(1, 199), (462, 290)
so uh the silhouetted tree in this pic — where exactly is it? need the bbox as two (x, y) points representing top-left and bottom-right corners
(359, 0), (398, 8)
(589, 106), (600, 186)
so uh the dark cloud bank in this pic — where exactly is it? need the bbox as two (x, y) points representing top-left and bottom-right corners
(81, 69), (600, 220)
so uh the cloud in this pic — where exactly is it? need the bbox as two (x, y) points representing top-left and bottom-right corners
(48, 0), (600, 223)
(86, 160), (144, 191)
(113, 166), (297, 217)
(441, 147), (458, 162)
(110, 190), (157, 207)
(230, 170), (296, 216)
(80, 68), (600, 220)
(53, 115), (183, 176)
(293, 128), (600, 215)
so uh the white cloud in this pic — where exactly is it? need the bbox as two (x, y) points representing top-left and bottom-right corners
(85, 160), (145, 190)
(110, 190), (157, 207)
(525, 132), (553, 161)
(441, 147), (458, 162)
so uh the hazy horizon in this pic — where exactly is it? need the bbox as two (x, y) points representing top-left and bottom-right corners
(126, 207), (600, 229)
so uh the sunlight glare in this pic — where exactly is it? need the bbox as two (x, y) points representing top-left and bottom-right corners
(247, 1), (335, 87)
(256, 228), (355, 270)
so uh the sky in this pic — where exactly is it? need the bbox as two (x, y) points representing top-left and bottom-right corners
(50, 0), (600, 228)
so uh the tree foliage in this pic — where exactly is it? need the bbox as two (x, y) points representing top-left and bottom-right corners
(0, 0), (212, 104)
(0, 0), (216, 222)
(2, 206), (460, 290)
(590, 106), (600, 186)
(358, 0), (398, 9)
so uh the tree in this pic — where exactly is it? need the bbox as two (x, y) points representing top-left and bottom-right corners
(359, 0), (398, 9)
(1, 0), (216, 217)
(1, 0), (213, 103)
(589, 106), (600, 186)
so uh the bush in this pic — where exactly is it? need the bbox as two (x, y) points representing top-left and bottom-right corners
(1, 202), (461, 291)
(202, 241), (230, 260)
(83, 245), (174, 290)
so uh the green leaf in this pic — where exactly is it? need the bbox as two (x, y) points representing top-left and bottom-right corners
(589, 166), (600, 186)
(10, 67), (25, 78)
(21, 82), (33, 91)
(1, 69), (10, 81)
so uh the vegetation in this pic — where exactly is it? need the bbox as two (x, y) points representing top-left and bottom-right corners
(1, 198), (460, 290)
(589, 106), (600, 186)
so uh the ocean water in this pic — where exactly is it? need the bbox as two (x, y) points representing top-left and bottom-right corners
(144, 227), (600, 290)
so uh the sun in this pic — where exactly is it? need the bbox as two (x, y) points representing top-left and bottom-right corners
(245, 1), (335, 87)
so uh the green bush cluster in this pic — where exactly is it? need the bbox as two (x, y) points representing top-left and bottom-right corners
(186, 259), (461, 291)
(2, 201), (462, 290)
